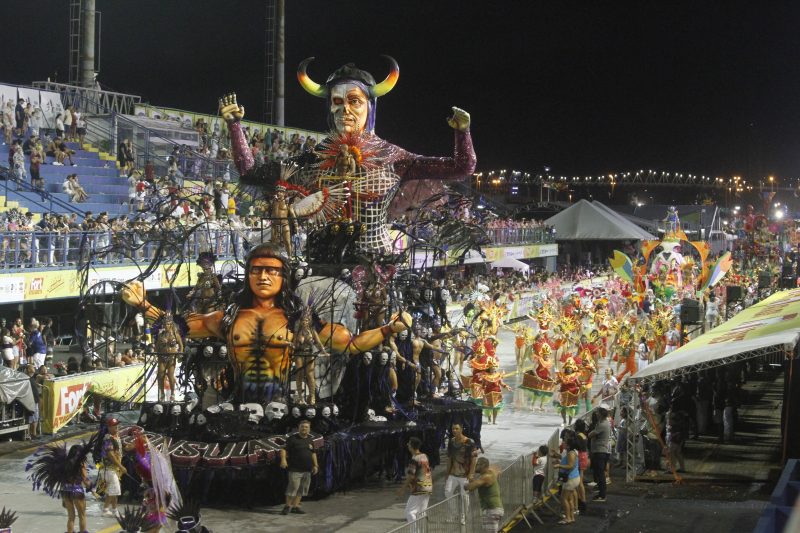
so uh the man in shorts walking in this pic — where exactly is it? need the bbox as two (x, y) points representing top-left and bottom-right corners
(280, 419), (318, 515)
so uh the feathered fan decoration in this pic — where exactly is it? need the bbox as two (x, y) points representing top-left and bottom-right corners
(278, 161), (350, 226)
(26, 433), (99, 498)
(316, 131), (386, 172)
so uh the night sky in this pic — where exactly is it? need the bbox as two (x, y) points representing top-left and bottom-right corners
(6, 1), (800, 185)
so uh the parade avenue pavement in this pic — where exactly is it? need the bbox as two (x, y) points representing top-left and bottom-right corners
(0, 327), (782, 532)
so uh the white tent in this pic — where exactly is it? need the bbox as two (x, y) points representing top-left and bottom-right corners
(491, 256), (529, 273)
(545, 199), (656, 241)
(632, 288), (800, 383)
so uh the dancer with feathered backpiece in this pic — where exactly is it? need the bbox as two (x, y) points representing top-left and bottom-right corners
(26, 433), (98, 533)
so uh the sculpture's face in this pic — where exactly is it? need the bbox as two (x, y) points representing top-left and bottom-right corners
(249, 257), (284, 300)
(331, 84), (368, 134)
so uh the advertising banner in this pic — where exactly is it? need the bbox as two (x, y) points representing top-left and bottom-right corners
(40, 90), (66, 124)
(17, 87), (40, 108)
(0, 85), (17, 113)
(40, 364), (145, 434)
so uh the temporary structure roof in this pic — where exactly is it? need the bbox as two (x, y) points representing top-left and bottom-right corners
(544, 200), (656, 241)
(491, 256), (529, 272)
(632, 289), (800, 383)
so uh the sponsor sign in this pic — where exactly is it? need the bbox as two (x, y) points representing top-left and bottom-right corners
(40, 364), (146, 434)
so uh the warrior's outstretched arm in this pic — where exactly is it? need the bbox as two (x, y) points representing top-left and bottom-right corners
(219, 96), (255, 175)
(228, 121), (255, 175)
(394, 128), (477, 181)
(318, 311), (412, 354)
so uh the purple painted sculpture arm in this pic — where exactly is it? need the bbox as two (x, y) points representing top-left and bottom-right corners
(227, 121), (255, 175)
(392, 129), (477, 181)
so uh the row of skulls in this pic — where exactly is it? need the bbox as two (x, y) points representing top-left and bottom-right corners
(141, 400), (339, 426)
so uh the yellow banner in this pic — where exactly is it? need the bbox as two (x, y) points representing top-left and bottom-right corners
(0, 260), (234, 304)
(40, 364), (146, 434)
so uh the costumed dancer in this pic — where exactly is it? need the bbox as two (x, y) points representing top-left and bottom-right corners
(292, 305), (328, 405)
(577, 348), (596, 414)
(27, 434), (98, 533)
(664, 320), (680, 355)
(520, 342), (556, 412)
(186, 252), (222, 314)
(554, 357), (582, 427)
(129, 429), (182, 533)
(473, 360), (511, 425)
(154, 310), (183, 403)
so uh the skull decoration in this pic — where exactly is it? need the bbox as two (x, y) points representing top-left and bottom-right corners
(440, 288), (451, 305)
(322, 406), (332, 418)
(265, 402), (288, 421)
(332, 404), (339, 417)
(219, 402), (235, 412)
(367, 409), (376, 420)
(152, 404), (164, 416)
(372, 415), (388, 422)
(219, 346), (228, 357)
(363, 351), (372, 365)
(398, 330), (409, 341)
(241, 403), (265, 424)
(390, 352), (397, 366)
(171, 404), (182, 416)
(305, 407), (316, 419)
(380, 352), (389, 365)
(291, 406), (302, 419)
(203, 346), (214, 357)
(206, 405), (221, 414)
(196, 413), (207, 426)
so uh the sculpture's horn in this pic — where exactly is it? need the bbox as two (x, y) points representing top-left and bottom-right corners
(297, 57), (327, 98)
(370, 55), (400, 98)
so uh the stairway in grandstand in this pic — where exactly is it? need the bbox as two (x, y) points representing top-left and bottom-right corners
(0, 140), (129, 217)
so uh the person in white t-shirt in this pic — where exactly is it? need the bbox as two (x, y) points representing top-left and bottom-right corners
(705, 295), (720, 330)
(531, 444), (548, 502)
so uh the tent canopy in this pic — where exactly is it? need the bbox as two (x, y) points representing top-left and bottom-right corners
(545, 200), (656, 241)
(632, 289), (800, 383)
(491, 256), (529, 272)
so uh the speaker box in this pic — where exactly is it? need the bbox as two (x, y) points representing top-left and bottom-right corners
(680, 298), (701, 324)
(726, 285), (743, 302)
(758, 272), (772, 289)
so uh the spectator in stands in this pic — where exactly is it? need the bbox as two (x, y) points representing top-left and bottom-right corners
(118, 138), (134, 176)
(1, 319), (14, 369)
(128, 173), (138, 213)
(12, 317), (26, 367)
(29, 140), (44, 194)
(30, 105), (43, 138)
(1, 102), (13, 145)
(24, 364), (40, 439)
(55, 112), (65, 138)
(75, 110), (86, 145)
(53, 137), (77, 166)
(41, 318), (55, 363)
(23, 103), (33, 136)
(12, 139), (26, 186)
(63, 105), (74, 140)
(66, 356), (80, 374)
(14, 98), (25, 136)
(28, 319), (47, 370)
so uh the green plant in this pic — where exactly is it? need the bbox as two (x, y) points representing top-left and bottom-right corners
(0, 507), (18, 528)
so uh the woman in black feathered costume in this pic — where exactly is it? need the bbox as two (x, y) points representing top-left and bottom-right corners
(26, 433), (98, 533)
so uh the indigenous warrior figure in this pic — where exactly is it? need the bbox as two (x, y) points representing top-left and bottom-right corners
(155, 310), (183, 402)
(269, 184), (296, 256)
(122, 243), (412, 403)
(472, 360), (511, 425)
(220, 57), (477, 254)
(186, 252), (222, 314)
(292, 305), (328, 405)
(554, 357), (582, 426)
(521, 342), (556, 412)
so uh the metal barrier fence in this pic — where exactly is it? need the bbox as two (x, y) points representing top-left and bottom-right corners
(0, 229), (242, 271)
(489, 226), (556, 245)
(385, 491), (482, 533)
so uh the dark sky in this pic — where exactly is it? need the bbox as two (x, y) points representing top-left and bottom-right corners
(6, 1), (800, 182)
